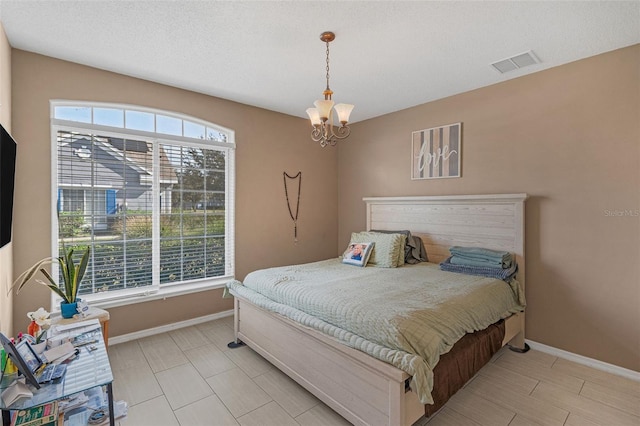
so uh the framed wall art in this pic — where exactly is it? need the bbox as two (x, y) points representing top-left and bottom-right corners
(411, 122), (461, 179)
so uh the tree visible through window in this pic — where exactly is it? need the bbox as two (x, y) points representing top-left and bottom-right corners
(159, 144), (227, 284)
(52, 103), (235, 302)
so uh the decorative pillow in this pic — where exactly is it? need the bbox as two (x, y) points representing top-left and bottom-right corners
(342, 242), (375, 267)
(370, 229), (428, 263)
(370, 230), (409, 266)
(350, 231), (406, 268)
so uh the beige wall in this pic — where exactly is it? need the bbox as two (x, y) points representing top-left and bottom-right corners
(8, 43), (639, 371)
(0, 23), (13, 335)
(339, 45), (640, 371)
(10, 50), (338, 337)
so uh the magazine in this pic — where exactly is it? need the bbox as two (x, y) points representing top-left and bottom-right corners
(11, 401), (58, 426)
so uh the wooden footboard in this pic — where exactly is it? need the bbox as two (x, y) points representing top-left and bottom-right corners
(233, 296), (525, 426)
(235, 297), (524, 426)
(233, 296), (425, 426)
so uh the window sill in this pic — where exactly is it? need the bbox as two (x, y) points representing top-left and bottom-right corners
(51, 278), (234, 312)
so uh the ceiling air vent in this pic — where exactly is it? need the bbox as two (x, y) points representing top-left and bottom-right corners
(491, 50), (540, 74)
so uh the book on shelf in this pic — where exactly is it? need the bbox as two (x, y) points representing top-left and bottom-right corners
(10, 401), (58, 426)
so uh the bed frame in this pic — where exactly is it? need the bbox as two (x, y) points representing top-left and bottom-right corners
(232, 194), (528, 425)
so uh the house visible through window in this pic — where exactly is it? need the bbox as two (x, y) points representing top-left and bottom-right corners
(52, 102), (235, 304)
(59, 188), (109, 230)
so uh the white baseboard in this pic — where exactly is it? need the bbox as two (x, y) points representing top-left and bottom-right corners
(526, 339), (640, 382)
(109, 309), (234, 346)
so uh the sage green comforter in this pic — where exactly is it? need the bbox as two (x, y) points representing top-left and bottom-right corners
(226, 259), (525, 404)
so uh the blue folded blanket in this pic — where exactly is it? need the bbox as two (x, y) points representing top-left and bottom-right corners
(440, 256), (518, 281)
(449, 246), (513, 268)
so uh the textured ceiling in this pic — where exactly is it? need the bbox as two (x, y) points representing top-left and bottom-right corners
(0, 1), (638, 123)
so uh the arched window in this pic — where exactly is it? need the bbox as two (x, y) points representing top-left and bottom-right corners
(51, 101), (235, 305)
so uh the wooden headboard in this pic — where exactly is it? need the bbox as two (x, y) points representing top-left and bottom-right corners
(364, 194), (527, 287)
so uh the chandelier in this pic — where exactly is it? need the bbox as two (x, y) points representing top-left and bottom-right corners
(306, 31), (354, 147)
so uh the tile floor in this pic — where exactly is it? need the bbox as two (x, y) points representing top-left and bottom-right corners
(108, 316), (640, 425)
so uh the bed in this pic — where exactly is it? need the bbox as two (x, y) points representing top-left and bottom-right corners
(227, 194), (528, 425)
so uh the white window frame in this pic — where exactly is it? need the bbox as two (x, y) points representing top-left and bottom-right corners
(50, 100), (236, 310)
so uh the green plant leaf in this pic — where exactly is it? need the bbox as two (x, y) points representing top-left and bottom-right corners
(11, 258), (54, 295)
(39, 269), (69, 303)
(72, 246), (91, 303)
(13, 222), (92, 303)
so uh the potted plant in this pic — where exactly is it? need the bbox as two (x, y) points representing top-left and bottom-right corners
(13, 243), (90, 318)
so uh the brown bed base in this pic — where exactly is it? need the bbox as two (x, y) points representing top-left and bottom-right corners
(425, 320), (506, 417)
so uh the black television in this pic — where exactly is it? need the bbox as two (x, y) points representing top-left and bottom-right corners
(0, 123), (17, 249)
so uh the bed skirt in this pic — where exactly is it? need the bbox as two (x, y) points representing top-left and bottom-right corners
(425, 320), (505, 416)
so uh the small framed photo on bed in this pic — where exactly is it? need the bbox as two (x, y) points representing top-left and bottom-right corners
(342, 242), (374, 267)
(411, 122), (462, 179)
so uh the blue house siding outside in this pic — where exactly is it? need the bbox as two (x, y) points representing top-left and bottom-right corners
(57, 135), (176, 231)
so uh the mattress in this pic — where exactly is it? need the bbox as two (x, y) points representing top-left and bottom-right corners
(227, 258), (525, 404)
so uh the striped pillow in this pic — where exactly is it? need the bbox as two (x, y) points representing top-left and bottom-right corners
(350, 231), (406, 268)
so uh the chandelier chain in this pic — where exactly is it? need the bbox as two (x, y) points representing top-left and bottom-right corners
(325, 41), (331, 92)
